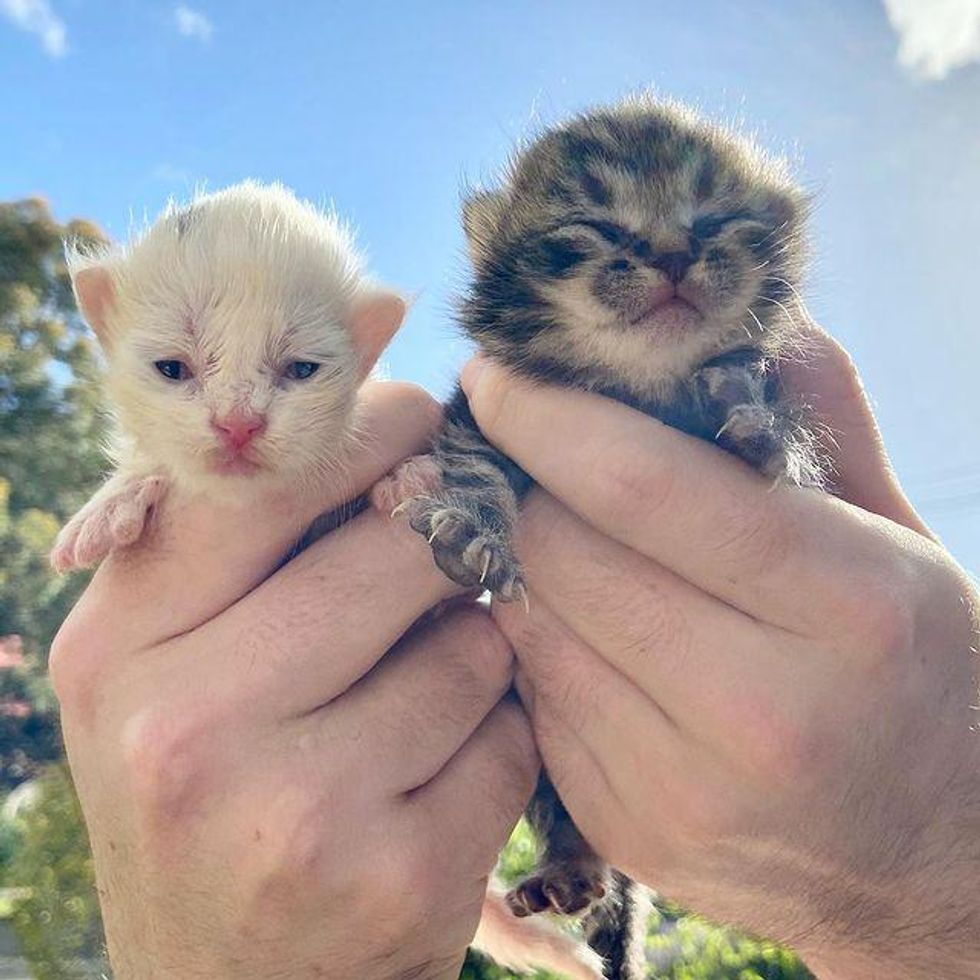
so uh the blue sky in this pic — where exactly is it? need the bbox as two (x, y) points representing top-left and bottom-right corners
(2, 0), (978, 574)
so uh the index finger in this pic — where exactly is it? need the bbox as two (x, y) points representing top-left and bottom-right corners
(461, 361), (908, 632)
(67, 381), (442, 650)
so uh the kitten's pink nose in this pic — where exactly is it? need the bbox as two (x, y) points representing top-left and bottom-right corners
(212, 412), (266, 452)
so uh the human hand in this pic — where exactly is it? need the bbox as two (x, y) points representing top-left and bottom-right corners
(461, 329), (980, 979)
(50, 382), (539, 980)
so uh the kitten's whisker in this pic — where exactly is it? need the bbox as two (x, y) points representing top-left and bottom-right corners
(749, 221), (792, 250)
(757, 295), (798, 325)
(763, 275), (806, 307)
(746, 307), (766, 335)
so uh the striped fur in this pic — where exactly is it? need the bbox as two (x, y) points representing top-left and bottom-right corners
(379, 96), (822, 979)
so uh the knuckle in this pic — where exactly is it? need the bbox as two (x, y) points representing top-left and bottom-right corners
(531, 648), (605, 724)
(846, 566), (917, 666)
(47, 613), (106, 716)
(612, 581), (690, 671)
(440, 610), (513, 691)
(467, 369), (509, 438)
(358, 846), (436, 943)
(120, 705), (210, 822)
(735, 706), (822, 788)
(386, 381), (442, 432)
(265, 795), (330, 882)
(667, 780), (731, 844)
(403, 616), (514, 741)
(710, 486), (795, 574)
(604, 444), (676, 518)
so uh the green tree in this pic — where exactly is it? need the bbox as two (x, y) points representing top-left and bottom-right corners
(0, 197), (109, 977)
(0, 197), (107, 789)
(5, 766), (108, 979)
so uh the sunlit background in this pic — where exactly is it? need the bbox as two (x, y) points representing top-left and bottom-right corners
(2, 0), (978, 573)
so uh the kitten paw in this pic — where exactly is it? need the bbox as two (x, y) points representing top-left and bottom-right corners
(370, 455), (444, 516)
(714, 402), (817, 488)
(406, 502), (525, 603)
(716, 404), (790, 479)
(506, 864), (609, 918)
(51, 475), (167, 573)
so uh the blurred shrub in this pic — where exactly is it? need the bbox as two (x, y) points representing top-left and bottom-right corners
(5, 767), (107, 980)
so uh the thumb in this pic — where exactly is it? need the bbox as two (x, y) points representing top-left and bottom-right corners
(780, 321), (933, 538)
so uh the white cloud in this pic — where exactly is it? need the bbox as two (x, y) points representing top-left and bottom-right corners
(0, 0), (67, 57)
(883, 0), (980, 80)
(174, 4), (213, 43)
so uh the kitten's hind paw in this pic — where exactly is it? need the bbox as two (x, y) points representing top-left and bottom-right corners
(408, 503), (525, 602)
(506, 863), (610, 918)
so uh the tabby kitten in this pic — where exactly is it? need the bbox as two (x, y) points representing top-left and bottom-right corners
(375, 96), (820, 979)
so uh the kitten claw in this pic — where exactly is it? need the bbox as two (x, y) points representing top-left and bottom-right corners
(715, 415), (736, 439)
(390, 500), (412, 520)
(513, 580), (530, 615)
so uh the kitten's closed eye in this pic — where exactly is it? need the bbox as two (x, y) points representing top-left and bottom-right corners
(690, 211), (754, 241)
(154, 359), (193, 382)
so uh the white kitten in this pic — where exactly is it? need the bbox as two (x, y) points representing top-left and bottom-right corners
(51, 181), (404, 572)
(50, 179), (601, 980)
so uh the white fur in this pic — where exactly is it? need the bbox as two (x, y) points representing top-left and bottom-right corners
(68, 181), (375, 495)
(54, 181), (394, 570)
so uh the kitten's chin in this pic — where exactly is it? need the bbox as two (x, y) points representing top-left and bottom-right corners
(628, 297), (703, 335)
(209, 457), (265, 477)
(175, 455), (283, 497)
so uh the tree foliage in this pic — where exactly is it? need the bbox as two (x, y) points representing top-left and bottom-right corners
(0, 197), (107, 790)
(4, 766), (107, 979)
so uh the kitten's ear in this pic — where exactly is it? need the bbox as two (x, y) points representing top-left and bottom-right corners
(71, 265), (116, 346)
(462, 189), (507, 266)
(348, 289), (407, 379)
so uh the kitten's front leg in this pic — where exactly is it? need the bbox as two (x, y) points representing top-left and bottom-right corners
(51, 470), (168, 573)
(371, 387), (531, 602)
(695, 356), (819, 487)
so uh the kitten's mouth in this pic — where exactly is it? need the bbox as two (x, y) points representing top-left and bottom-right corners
(209, 451), (264, 476)
(628, 286), (703, 332)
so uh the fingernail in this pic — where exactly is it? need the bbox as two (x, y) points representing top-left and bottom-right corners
(460, 354), (488, 395)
